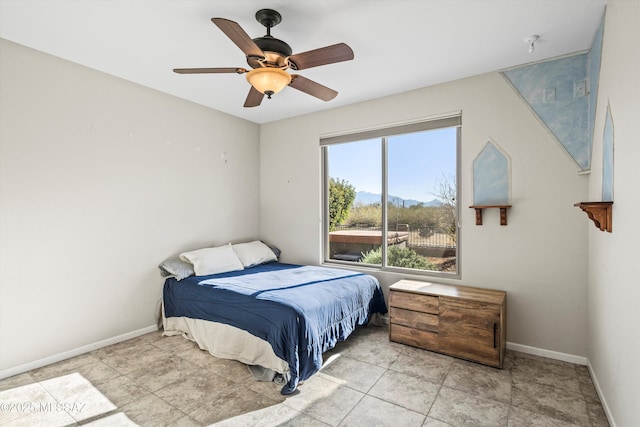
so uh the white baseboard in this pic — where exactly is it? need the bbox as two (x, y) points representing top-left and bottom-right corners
(506, 341), (588, 365)
(0, 324), (158, 380)
(506, 343), (619, 424)
(587, 360), (617, 427)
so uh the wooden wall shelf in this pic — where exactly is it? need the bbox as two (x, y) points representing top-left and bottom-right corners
(574, 202), (613, 232)
(469, 205), (512, 226)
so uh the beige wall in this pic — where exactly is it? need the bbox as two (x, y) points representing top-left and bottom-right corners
(0, 39), (260, 372)
(587, 1), (640, 425)
(260, 71), (590, 358)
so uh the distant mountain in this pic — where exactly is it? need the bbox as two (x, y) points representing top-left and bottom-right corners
(354, 191), (441, 207)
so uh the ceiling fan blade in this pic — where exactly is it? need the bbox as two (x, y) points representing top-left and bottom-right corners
(289, 75), (338, 101)
(212, 18), (265, 60)
(173, 67), (247, 74)
(287, 43), (354, 70)
(244, 86), (265, 108)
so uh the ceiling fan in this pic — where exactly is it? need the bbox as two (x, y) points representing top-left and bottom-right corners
(173, 9), (354, 107)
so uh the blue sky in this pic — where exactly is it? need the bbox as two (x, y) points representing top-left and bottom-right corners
(327, 127), (457, 202)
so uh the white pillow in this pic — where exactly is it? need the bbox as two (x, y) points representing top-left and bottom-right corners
(179, 244), (244, 276)
(232, 240), (277, 268)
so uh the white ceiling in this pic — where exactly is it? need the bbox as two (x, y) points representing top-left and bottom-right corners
(0, 0), (606, 124)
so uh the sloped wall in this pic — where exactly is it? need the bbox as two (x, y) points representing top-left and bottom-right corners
(502, 17), (604, 171)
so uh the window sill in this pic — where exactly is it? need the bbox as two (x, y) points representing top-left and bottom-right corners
(322, 260), (460, 280)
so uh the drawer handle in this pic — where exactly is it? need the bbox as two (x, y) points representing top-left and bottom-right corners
(493, 322), (497, 348)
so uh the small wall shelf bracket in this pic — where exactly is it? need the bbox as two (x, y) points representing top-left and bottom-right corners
(574, 201), (613, 232)
(469, 205), (512, 226)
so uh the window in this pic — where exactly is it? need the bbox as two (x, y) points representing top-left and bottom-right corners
(321, 115), (460, 277)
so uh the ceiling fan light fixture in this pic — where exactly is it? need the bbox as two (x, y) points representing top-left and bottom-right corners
(246, 68), (291, 98)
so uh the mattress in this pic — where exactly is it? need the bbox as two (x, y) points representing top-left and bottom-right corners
(162, 262), (387, 394)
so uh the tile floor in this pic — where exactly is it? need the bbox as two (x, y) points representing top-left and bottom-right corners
(0, 324), (609, 426)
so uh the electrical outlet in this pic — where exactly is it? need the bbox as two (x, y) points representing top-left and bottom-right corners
(573, 80), (587, 98)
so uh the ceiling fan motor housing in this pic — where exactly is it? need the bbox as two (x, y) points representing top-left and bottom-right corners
(248, 36), (292, 68)
(247, 9), (292, 69)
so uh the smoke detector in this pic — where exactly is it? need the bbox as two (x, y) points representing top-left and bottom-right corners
(525, 35), (539, 53)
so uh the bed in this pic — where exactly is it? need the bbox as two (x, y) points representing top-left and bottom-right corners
(161, 260), (387, 394)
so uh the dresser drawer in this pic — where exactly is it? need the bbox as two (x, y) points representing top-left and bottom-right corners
(390, 323), (439, 351)
(390, 291), (438, 314)
(390, 307), (439, 332)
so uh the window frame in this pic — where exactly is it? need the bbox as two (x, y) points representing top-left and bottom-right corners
(321, 115), (462, 279)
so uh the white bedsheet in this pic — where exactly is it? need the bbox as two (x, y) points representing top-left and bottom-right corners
(162, 312), (290, 376)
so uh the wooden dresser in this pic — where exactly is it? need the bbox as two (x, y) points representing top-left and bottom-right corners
(389, 280), (506, 368)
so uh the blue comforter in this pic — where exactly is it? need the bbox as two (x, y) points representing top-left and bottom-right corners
(162, 263), (387, 394)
